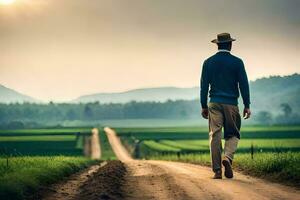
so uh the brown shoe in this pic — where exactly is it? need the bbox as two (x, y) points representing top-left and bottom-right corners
(222, 157), (233, 178)
(213, 170), (222, 179)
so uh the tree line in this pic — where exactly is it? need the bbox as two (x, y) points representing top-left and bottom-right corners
(0, 100), (299, 129)
(0, 100), (199, 128)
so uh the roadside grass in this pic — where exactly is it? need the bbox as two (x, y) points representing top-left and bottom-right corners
(147, 152), (300, 187)
(0, 156), (98, 200)
(99, 128), (116, 160)
(235, 152), (300, 186)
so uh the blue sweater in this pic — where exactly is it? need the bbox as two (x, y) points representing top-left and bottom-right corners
(200, 51), (250, 109)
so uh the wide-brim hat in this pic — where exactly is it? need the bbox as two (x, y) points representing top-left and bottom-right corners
(211, 33), (236, 43)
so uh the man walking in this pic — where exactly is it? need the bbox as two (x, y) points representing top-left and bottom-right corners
(200, 33), (251, 179)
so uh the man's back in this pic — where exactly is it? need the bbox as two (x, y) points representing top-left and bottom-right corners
(201, 51), (250, 109)
(200, 33), (251, 179)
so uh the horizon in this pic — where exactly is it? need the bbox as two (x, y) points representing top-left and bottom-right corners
(1, 73), (299, 103)
(1, 0), (299, 101)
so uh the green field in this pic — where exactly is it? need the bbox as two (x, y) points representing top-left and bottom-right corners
(0, 127), (115, 199)
(117, 126), (300, 187)
(0, 156), (97, 200)
(0, 127), (115, 158)
(0, 127), (92, 135)
(141, 138), (300, 154)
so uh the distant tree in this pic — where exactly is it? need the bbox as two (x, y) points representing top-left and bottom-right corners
(180, 110), (188, 118)
(84, 105), (94, 120)
(7, 121), (25, 129)
(0, 99), (201, 124)
(23, 106), (36, 119)
(0, 107), (6, 122)
(255, 111), (273, 125)
(280, 103), (292, 117)
(66, 109), (77, 120)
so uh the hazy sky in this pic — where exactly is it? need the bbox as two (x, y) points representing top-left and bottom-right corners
(0, 0), (299, 101)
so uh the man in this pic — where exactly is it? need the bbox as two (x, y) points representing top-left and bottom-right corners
(200, 33), (251, 179)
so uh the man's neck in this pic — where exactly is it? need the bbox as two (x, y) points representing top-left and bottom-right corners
(218, 49), (231, 53)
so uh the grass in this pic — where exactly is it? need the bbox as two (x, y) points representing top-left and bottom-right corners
(0, 127), (116, 157)
(143, 140), (181, 152)
(0, 156), (98, 200)
(147, 152), (300, 187)
(0, 127), (92, 135)
(0, 136), (82, 156)
(116, 125), (300, 133)
(0, 128), (90, 156)
(116, 125), (300, 140)
(0, 135), (76, 141)
(235, 152), (300, 184)
(99, 128), (116, 160)
(156, 139), (300, 152)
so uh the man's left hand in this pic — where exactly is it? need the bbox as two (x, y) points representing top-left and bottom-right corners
(243, 108), (251, 119)
(201, 108), (209, 119)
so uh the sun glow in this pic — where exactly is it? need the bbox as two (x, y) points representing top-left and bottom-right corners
(0, 0), (15, 5)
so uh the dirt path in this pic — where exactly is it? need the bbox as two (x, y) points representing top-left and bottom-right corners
(104, 127), (300, 200)
(41, 161), (127, 200)
(42, 164), (103, 200)
(91, 128), (101, 159)
(42, 128), (103, 200)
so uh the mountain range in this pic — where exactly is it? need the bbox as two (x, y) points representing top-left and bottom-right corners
(74, 74), (300, 114)
(249, 73), (300, 114)
(72, 87), (199, 103)
(1, 74), (299, 115)
(0, 84), (37, 104)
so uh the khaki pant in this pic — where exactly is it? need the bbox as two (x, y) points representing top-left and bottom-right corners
(208, 102), (241, 172)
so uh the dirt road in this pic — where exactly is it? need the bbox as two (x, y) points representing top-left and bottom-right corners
(105, 127), (300, 200)
(42, 164), (102, 200)
(42, 128), (103, 200)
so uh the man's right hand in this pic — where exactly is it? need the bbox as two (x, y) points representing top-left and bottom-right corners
(201, 108), (209, 119)
(243, 108), (251, 119)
